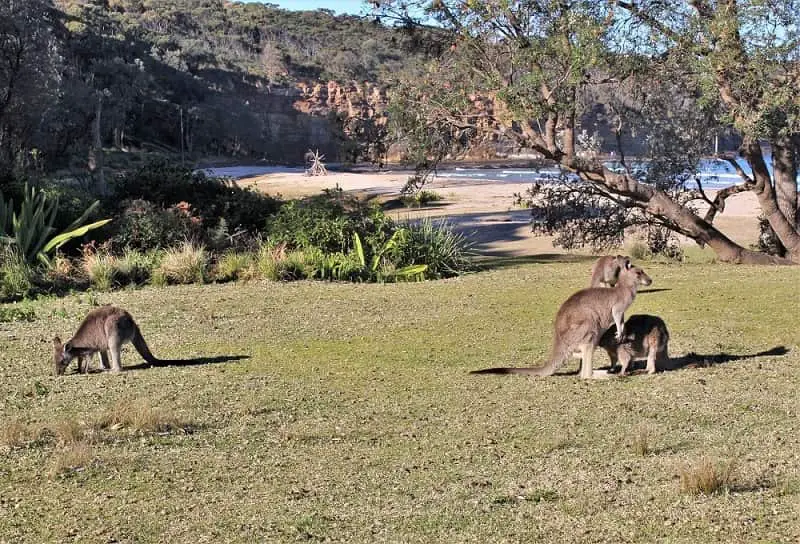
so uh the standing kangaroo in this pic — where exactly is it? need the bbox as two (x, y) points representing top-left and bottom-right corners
(599, 314), (669, 375)
(53, 306), (160, 375)
(472, 263), (652, 379)
(589, 255), (630, 288)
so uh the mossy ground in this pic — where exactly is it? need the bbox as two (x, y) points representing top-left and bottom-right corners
(1, 260), (799, 542)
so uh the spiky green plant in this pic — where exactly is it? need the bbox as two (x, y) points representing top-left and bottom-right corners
(0, 184), (110, 265)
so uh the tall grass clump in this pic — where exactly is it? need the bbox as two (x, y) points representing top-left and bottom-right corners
(48, 441), (95, 478)
(96, 400), (185, 435)
(156, 242), (208, 285)
(81, 244), (117, 291)
(400, 218), (474, 278)
(679, 458), (737, 495)
(215, 251), (255, 282)
(115, 250), (160, 286)
(0, 246), (34, 301)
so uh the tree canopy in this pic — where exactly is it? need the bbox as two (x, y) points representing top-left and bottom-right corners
(375, 0), (800, 264)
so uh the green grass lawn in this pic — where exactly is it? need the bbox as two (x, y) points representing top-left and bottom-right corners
(1, 260), (799, 543)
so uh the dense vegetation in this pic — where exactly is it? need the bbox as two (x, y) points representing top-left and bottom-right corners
(0, 0), (434, 179)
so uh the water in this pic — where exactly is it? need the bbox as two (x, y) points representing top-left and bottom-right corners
(434, 157), (793, 189)
(203, 156), (798, 189)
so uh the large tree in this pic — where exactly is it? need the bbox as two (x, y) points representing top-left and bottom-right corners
(374, 0), (800, 264)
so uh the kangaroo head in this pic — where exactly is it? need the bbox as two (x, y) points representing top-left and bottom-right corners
(52, 337), (74, 376)
(619, 262), (652, 287)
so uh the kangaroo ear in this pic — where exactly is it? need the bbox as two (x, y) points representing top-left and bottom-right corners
(53, 336), (62, 347)
(624, 258), (632, 269)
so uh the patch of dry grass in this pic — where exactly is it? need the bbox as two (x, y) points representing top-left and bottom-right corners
(632, 426), (652, 456)
(48, 441), (95, 478)
(156, 242), (208, 285)
(679, 457), (738, 495)
(1, 420), (32, 449)
(96, 399), (186, 434)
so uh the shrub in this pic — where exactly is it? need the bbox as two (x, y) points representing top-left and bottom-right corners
(0, 247), (34, 301)
(157, 242), (208, 285)
(313, 251), (364, 282)
(266, 199), (354, 253)
(399, 218), (475, 279)
(111, 160), (281, 234)
(110, 199), (200, 251)
(281, 250), (315, 280)
(400, 189), (443, 208)
(256, 243), (287, 281)
(42, 252), (85, 292)
(266, 189), (396, 255)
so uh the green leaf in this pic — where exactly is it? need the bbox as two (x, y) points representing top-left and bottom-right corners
(42, 219), (112, 254)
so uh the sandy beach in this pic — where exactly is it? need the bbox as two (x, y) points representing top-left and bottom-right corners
(238, 169), (762, 258)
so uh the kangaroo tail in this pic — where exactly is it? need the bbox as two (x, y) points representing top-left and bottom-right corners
(132, 326), (159, 365)
(473, 339), (572, 376)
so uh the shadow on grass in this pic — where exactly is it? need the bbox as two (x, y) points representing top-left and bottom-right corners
(659, 346), (789, 372)
(475, 253), (596, 271)
(125, 354), (250, 371)
(473, 347), (789, 377)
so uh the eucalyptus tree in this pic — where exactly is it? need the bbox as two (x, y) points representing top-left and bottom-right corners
(0, 0), (62, 181)
(374, 0), (800, 264)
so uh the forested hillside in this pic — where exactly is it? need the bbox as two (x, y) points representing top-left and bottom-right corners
(0, 0), (436, 180)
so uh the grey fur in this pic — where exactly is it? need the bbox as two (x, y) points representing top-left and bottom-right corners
(599, 314), (669, 375)
(472, 264), (652, 379)
(53, 306), (159, 375)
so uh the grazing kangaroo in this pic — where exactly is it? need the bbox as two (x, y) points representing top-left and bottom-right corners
(589, 255), (630, 288)
(472, 263), (652, 379)
(53, 306), (160, 375)
(599, 314), (669, 375)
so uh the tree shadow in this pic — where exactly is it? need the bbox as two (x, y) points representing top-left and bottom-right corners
(124, 354), (250, 371)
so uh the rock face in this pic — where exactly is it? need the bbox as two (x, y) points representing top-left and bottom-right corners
(256, 80), (388, 164)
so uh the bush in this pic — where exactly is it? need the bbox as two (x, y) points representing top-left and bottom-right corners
(266, 199), (354, 254)
(400, 190), (443, 208)
(265, 189), (396, 255)
(111, 160), (281, 235)
(80, 244), (117, 291)
(399, 219), (474, 279)
(156, 242), (208, 285)
(115, 250), (160, 286)
(110, 199), (200, 251)
(255, 243), (287, 281)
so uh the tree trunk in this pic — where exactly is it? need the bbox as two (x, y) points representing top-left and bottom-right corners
(88, 93), (106, 195)
(575, 162), (795, 265)
(772, 137), (798, 229)
(740, 138), (800, 262)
